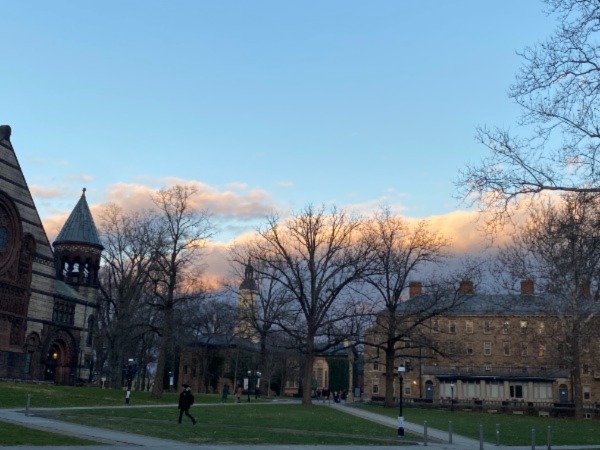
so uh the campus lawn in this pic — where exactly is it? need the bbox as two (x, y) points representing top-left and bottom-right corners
(54, 403), (415, 446)
(354, 404), (600, 446)
(0, 381), (226, 408)
(0, 421), (99, 446)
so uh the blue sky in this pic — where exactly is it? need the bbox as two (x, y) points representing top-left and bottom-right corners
(3, 1), (555, 253)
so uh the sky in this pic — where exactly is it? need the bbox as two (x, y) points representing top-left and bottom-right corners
(2, 1), (557, 283)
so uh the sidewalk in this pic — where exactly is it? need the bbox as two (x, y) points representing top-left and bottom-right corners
(0, 402), (599, 450)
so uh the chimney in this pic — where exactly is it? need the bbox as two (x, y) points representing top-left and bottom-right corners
(520, 279), (534, 295)
(459, 280), (474, 295)
(409, 281), (422, 299)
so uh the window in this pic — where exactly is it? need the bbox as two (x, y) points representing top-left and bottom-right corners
(432, 319), (440, 333)
(372, 379), (379, 394)
(466, 342), (473, 355)
(502, 321), (510, 334)
(24, 351), (33, 374)
(448, 342), (456, 354)
(538, 322), (545, 335)
(449, 320), (456, 333)
(538, 344), (546, 357)
(510, 385), (524, 398)
(483, 320), (491, 334)
(404, 383), (411, 396)
(484, 341), (492, 356)
(373, 361), (379, 371)
(521, 342), (528, 356)
(503, 341), (510, 356)
(520, 320), (528, 334)
(584, 386), (591, 400)
(466, 321), (474, 334)
(582, 364), (590, 375)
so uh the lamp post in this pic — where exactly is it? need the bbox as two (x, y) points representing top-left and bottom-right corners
(450, 383), (454, 412)
(247, 370), (252, 402)
(397, 365), (406, 437)
(246, 369), (262, 402)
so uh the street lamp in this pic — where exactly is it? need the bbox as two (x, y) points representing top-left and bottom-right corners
(247, 370), (252, 402)
(397, 365), (406, 437)
(450, 382), (455, 412)
(246, 369), (262, 402)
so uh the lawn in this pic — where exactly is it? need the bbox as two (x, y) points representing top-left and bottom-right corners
(0, 381), (211, 408)
(353, 404), (600, 446)
(0, 421), (98, 446)
(53, 403), (414, 446)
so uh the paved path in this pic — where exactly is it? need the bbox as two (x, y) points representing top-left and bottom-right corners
(0, 401), (599, 450)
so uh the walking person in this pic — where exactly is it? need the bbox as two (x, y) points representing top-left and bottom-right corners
(235, 384), (242, 403)
(178, 384), (196, 425)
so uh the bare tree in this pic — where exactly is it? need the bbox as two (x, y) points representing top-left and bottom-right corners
(457, 0), (600, 228)
(248, 204), (372, 406)
(227, 252), (292, 396)
(362, 207), (450, 407)
(148, 185), (214, 398)
(496, 193), (600, 418)
(96, 204), (157, 387)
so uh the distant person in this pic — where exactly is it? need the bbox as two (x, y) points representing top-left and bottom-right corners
(235, 384), (242, 403)
(178, 384), (196, 425)
(222, 384), (230, 403)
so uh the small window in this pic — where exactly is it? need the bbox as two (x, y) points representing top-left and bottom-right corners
(520, 321), (528, 334)
(503, 341), (510, 356)
(538, 344), (546, 357)
(521, 342), (528, 356)
(483, 320), (491, 334)
(484, 341), (492, 356)
(432, 319), (440, 333)
(582, 364), (590, 375)
(372, 379), (379, 394)
(466, 342), (473, 355)
(449, 320), (456, 333)
(466, 321), (474, 334)
(502, 321), (510, 334)
(24, 351), (33, 374)
(373, 361), (379, 371)
(538, 322), (545, 335)
(583, 386), (591, 400)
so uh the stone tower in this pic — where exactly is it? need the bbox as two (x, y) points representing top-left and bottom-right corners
(235, 261), (259, 343)
(53, 188), (103, 291)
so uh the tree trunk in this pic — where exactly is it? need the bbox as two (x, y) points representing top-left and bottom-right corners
(301, 336), (315, 406)
(384, 344), (396, 408)
(151, 304), (173, 398)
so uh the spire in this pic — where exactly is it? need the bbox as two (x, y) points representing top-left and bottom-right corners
(239, 259), (258, 291)
(54, 188), (102, 249)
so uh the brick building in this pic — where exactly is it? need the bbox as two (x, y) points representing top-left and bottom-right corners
(364, 280), (600, 411)
(0, 125), (102, 384)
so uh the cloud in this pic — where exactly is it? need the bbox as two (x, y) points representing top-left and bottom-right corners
(29, 186), (66, 199)
(274, 181), (294, 188)
(64, 174), (94, 183)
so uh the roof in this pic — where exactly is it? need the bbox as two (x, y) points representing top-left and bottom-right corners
(54, 189), (103, 249)
(397, 292), (600, 317)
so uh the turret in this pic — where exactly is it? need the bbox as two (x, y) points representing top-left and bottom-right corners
(53, 188), (103, 288)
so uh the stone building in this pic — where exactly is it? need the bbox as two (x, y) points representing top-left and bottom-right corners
(0, 125), (102, 384)
(364, 280), (600, 411)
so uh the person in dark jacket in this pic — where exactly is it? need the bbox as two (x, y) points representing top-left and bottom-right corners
(178, 384), (196, 425)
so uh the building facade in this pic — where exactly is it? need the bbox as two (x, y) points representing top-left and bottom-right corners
(0, 125), (102, 384)
(364, 280), (600, 412)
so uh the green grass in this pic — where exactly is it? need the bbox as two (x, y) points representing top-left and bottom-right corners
(354, 404), (600, 446)
(0, 381), (215, 408)
(53, 403), (414, 446)
(0, 421), (99, 446)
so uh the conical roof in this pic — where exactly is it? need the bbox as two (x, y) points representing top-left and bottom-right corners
(54, 188), (103, 249)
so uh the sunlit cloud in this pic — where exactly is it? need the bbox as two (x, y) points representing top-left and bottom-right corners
(275, 181), (294, 188)
(30, 186), (66, 199)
